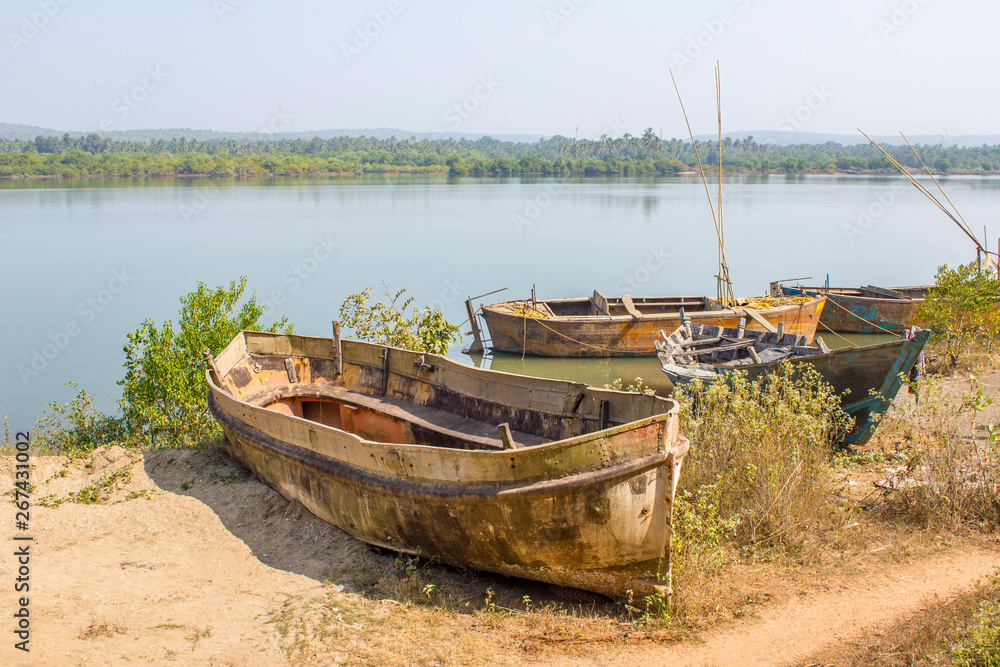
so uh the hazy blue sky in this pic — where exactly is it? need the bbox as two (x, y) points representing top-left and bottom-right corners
(2, 0), (997, 139)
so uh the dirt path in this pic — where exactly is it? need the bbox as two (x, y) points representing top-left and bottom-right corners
(568, 545), (999, 667)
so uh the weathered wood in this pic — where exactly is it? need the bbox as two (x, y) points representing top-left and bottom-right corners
(380, 348), (390, 396)
(682, 339), (755, 356)
(332, 321), (343, 376)
(742, 307), (778, 333)
(206, 330), (690, 602)
(598, 400), (610, 430)
(591, 291), (610, 317)
(861, 285), (906, 300)
(677, 336), (723, 348)
(622, 294), (641, 319)
(657, 320), (931, 445)
(777, 284), (931, 334)
(480, 295), (826, 357)
(463, 299), (485, 355)
(202, 349), (223, 387)
(497, 423), (517, 450)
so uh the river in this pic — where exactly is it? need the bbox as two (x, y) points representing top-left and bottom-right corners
(2, 173), (992, 424)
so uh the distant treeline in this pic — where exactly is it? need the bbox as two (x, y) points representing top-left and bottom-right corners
(2, 129), (999, 177)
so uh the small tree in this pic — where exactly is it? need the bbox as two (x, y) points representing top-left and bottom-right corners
(340, 285), (459, 355)
(917, 261), (1000, 366)
(119, 277), (292, 447)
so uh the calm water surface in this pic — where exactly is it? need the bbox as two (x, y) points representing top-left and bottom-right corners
(1, 174), (992, 425)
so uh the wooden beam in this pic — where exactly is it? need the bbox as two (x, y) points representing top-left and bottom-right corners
(591, 290), (610, 317)
(380, 348), (390, 396)
(498, 423), (517, 450)
(332, 321), (343, 376)
(622, 294), (641, 319)
(683, 339), (755, 357)
(742, 307), (778, 333)
(463, 299), (485, 354)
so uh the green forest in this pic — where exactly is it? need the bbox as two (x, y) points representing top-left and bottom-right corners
(2, 129), (999, 178)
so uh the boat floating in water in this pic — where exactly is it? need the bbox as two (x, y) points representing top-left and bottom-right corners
(657, 321), (930, 446)
(771, 282), (930, 334)
(474, 291), (826, 358)
(205, 329), (690, 601)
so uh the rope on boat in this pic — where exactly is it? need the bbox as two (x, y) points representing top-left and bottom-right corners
(821, 295), (900, 336)
(819, 321), (859, 347)
(529, 317), (623, 353)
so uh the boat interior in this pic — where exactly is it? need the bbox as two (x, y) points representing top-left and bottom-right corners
(256, 384), (552, 451)
(659, 323), (815, 367)
(530, 293), (716, 318)
(779, 284), (931, 301)
(209, 331), (673, 452)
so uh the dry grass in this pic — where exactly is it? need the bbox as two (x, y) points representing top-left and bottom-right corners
(864, 373), (1000, 531)
(668, 364), (863, 619)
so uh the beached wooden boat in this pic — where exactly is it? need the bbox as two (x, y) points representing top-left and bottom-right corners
(205, 330), (690, 601)
(477, 292), (826, 358)
(657, 322), (930, 445)
(772, 283), (930, 334)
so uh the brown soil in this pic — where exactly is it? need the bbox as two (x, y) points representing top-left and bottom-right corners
(3, 371), (998, 666)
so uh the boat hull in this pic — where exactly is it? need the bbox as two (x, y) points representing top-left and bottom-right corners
(779, 286), (929, 334)
(207, 331), (689, 600)
(660, 323), (929, 445)
(482, 296), (826, 357)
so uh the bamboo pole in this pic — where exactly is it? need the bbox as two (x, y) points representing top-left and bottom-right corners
(671, 69), (731, 304)
(900, 132), (977, 241)
(858, 129), (995, 271)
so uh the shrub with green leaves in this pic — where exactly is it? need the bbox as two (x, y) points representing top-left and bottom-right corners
(33, 382), (126, 457)
(119, 277), (292, 447)
(340, 285), (459, 355)
(917, 261), (1000, 366)
(947, 578), (1000, 666)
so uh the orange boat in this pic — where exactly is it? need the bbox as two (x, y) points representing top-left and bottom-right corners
(476, 293), (826, 358)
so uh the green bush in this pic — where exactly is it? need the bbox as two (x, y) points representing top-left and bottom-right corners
(917, 261), (1000, 366)
(119, 277), (292, 448)
(33, 382), (126, 457)
(948, 576), (1000, 666)
(340, 286), (459, 355)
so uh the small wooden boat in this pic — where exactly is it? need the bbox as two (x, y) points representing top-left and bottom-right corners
(657, 322), (930, 445)
(476, 292), (826, 358)
(205, 330), (690, 601)
(772, 282), (930, 334)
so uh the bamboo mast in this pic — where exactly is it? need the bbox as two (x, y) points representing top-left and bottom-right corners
(670, 66), (734, 307)
(859, 129), (998, 273)
(715, 62), (734, 306)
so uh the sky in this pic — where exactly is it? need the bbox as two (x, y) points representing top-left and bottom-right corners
(1, 0), (998, 140)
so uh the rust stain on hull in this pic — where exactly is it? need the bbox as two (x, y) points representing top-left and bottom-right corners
(206, 331), (690, 601)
